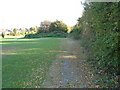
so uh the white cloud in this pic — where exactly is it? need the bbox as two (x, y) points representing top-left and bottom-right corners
(0, 0), (85, 29)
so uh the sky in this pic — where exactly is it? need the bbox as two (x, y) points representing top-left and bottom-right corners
(0, 0), (85, 29)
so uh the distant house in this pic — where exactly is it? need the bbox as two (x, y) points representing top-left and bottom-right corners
(25, 28), (29, 32)
(8, 30), (12, 33)
(0, 29), (13, 35)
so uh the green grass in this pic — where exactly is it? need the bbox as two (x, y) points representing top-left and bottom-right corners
(1, 38), (62, 88)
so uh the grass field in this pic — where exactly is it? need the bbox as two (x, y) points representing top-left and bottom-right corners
(1, 38), (62, 88)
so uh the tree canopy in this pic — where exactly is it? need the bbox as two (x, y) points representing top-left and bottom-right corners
(49, 20), (68, 33)
(13, 28), (17, 34)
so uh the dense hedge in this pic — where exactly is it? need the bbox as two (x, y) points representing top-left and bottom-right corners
(70, 2), (119, 88)
(24, 32), (67, 38)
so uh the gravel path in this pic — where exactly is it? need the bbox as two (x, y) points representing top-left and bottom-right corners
(42, 38), (97, 88)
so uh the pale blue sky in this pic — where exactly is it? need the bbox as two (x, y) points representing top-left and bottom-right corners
(0, 0), (85, 29)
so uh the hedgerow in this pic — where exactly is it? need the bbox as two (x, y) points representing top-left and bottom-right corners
(70, 2), (119, 88)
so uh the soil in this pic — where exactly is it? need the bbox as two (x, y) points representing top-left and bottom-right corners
(42, 38), (97, 88)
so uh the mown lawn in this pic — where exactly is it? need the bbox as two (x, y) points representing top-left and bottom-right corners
(1, 38), (62, 88)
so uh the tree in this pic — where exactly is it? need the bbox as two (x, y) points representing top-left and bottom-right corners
(40, 20), (51, 33)
(49, 20), (68, 33)
(2, 32), (4, 38)
(37, 20), (51, 34)
(30, 27), (35, 32)
(70, 24), (82, 39)
(21, 29), (25, 35)
(13, 28), (17, 35)
(34, 26), (39, 32)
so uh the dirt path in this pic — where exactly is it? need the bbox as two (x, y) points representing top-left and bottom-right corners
(42, 38), (97, 88)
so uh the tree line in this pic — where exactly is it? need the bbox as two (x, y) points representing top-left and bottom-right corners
(25, 20), (68, 38)
(1, 20), (68, 38)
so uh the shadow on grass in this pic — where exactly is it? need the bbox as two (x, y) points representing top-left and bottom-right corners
(2, 50), (68, 56)
(1, 38), (63, 44)
(4, 37), (25, 39)
(2, 41), (35, 43)
(1, 38), (42, 45)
